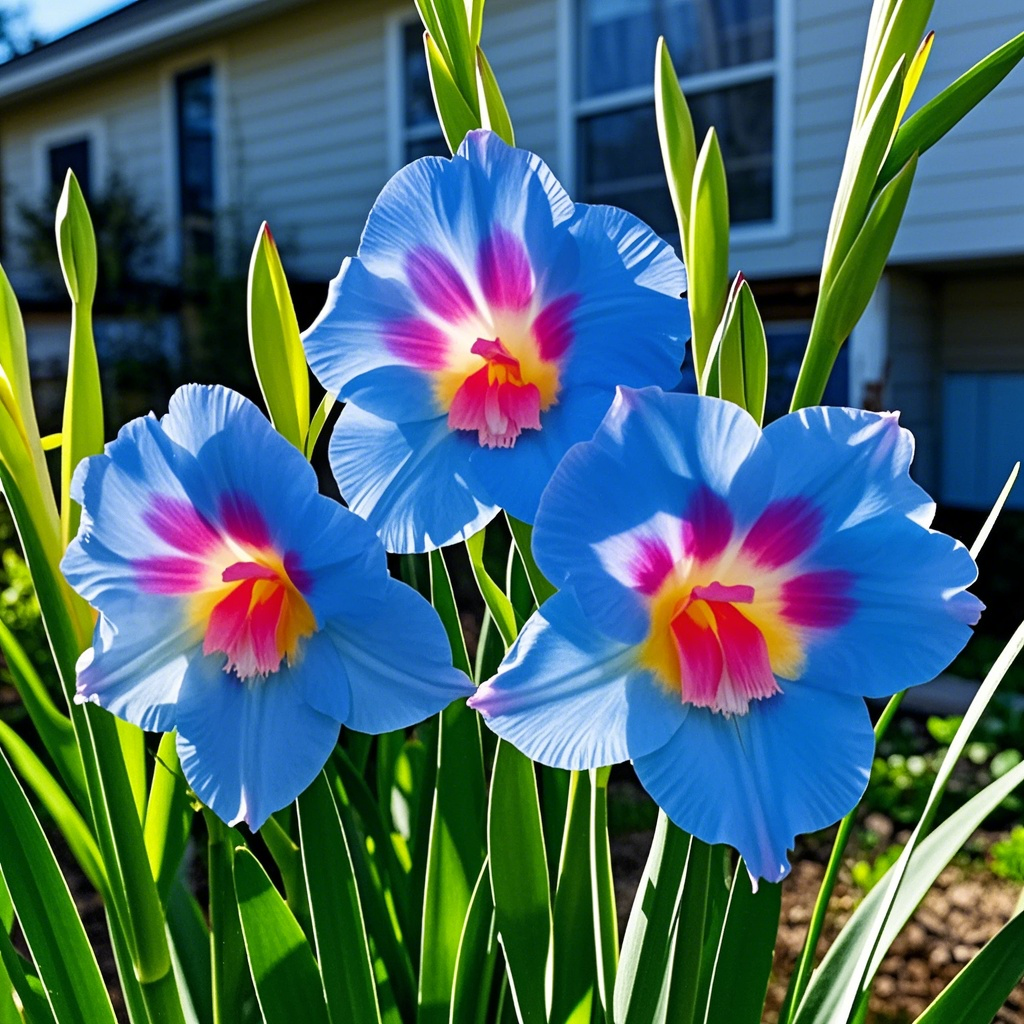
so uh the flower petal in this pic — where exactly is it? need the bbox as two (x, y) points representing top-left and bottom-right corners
(634, 683), (874, 884)
(798, 514), (982, 697)
(470, 590), (687, 769)
(303, 258), (442, 423)
(175, 645), (342, 831)
(763, 407), (934, 532)
(73, 606), (199, 732)
(330, 403), (498, 553)
(559, 203), (687, 394)
(326, 576), (473, 733)
(532, 387), (773, 644)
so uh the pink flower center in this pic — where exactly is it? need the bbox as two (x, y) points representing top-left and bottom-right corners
(669, 581), (780, 716)
(447, 337), (543, 449)
(202, 557), (317, 680)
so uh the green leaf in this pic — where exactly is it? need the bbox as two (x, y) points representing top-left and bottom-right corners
(466, 529), (517, 648)
(234, 847), (330, 1024)
(425, 32), (480, 154)
(488, 740), (552, 1024)
(550, 772), (597, 1024)
(56, 171), (103, 550)
(0, 720), (105, 897)
(419, 700), (486, 1024)
(795, 691), (1024, 1022)
(0, 616), (85, 808)
(261, 812), (312, 937)
(506, 514), (556, 605)
(880, 29), (1024, 190)
(54, 170), (97, 309)
(855, 0), (932, 127)
(144, 733), (194, 907)
(298, 772), (382, 1024)
(0, 925), (57, 1024)
(663, 838), (718, 1024)
(816, 153), (918, 368)
(166, 881), (215, 1024)
(655, 36), (697, 249)
(0, 746), (117, 1024)
(614, 813), (690, 1024)
(911, 909), (1024, 1023)
(686, 128), (730, 387)
(248, 222), (310, 450)
(477, 47), (514, 146)
(430, 548), (473, 676)
(591, 767), (618, 1019)
(304, 391), (335, 459)
(702, 866), (780, 1024)
(450, 856), (499, 1024)
(331, 753), (414, 1021)
(715, 275), (768, 426)
(428, 0), (479, 117)
(897, 31), (934, 123)
(824, 57), (905, 277)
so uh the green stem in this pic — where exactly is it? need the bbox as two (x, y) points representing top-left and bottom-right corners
(783, 691), (905, 1023)
(788, 306), (837, 413)
(208, 816), (247, 1024)
(665, 838), (713, 1024)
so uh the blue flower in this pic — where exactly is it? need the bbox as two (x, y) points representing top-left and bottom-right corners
(302, 130), (687, 552)
(61, 384), (470, 829)
(470, 388), (982, 883)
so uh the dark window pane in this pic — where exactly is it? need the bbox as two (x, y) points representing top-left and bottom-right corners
(579, 0), (774, 99)
(577, 77), (774, 234)
(403, 21), (438, 132)
(176, 66), (215, 219)
(48, 138), (91, 199)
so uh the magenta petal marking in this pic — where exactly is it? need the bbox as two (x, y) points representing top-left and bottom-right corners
(629, 537), (675, 596)
(684, 487), (733, 563)
(671, 609), (723, 706)
(691, 582), (755, 605)
(780, 570), (857, 628)
(204, 578), (255, 659)
(477, 228), (533, 311)
(144, 496), (220, 555)
(709, 602), (780, 703)
(532, 293), (578, 361)
(135, 556), (207, 594)
(222, 561), (278, 583)
(218, 492), (272, 549)
(384, 316), (450, 370)
(405, 246), (476, 321)
(743, 498), (824, 569)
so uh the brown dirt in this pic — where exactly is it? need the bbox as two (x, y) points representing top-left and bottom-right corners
(611, 830), (1024, 1024)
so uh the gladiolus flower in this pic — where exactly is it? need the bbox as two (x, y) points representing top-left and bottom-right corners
(302, 130), (687, 553)
(470, 388), (982, 883)
(61, 385), (469, 829)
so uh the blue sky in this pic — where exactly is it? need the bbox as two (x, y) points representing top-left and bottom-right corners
(22, 0), (132, 41)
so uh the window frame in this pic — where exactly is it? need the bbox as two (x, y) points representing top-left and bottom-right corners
(562, 0), (793, 245)
(159, 50), (227, 272)
(33, 118), (106, 206)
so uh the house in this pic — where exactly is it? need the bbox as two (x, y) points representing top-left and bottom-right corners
(0, 0), (1021, 508)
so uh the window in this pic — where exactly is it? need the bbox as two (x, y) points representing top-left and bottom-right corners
(575, 0), (777, 237)
(175, 65), (215, 262)
(47, 137), (92, 200)
(399, 19), (448, 162)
